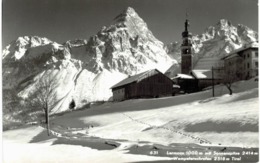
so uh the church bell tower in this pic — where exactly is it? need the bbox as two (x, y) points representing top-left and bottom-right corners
(181, 15), (193, 74)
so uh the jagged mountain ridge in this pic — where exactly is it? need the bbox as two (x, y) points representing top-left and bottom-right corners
(3, 7), (175, 114)
(82, 7), (174, 75)
(165, 19), (258, 77)
(3, 36), (58, 61)
(3, 12), (258, 114)
(166, 19), (258, 63)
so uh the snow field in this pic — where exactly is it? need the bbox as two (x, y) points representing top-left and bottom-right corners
(52, 78), (258, 147)
(2, 78), (258, 162)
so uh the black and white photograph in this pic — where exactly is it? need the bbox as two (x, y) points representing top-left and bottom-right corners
(2, 0), (259, 162)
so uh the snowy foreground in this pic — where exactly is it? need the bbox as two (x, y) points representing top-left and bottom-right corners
(3, 78), (259, 162)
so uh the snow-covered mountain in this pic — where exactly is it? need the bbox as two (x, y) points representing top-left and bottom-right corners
(81, 7), (174, 74)
(3, 7), (175, 114)
(3, 36), (58, 61)
(165, 19), (258, 77)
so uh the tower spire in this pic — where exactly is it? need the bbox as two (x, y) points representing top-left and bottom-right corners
(181, 12), (192, 74)
(186, 9), (189, 20)
(185, 10), (190, 32)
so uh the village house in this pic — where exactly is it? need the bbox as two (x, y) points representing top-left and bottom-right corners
(221, 44), (258, 81)
(111, 69), (174, 101)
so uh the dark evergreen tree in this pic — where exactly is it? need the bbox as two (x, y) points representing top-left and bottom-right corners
(69, 100), (76, 110)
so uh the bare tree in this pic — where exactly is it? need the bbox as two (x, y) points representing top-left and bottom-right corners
(32, 75), (58, 136)
(223, 79), (233, 95)
(222, 71), (241, 95)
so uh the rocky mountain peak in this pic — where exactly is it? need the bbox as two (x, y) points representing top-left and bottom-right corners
(237, 24), (249, 30)
(3, 36), (54, 60)
(15, 36), (52, 48)
(237, 24), (258, 43)
(110, 7), (150, 39)
(83, 7), (173, 74)
(166, 19), (258, 74)
(216, 19), (233, 29)
(3, 7), (176, 113)
(124, 7), (137, 16)
(114, 7), (139, 22)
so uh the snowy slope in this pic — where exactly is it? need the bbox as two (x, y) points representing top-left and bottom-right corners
(3, 126), (169, 163)
(2, 7), (176, 114)
(3, 77), (258, 163)
(51, 77), (258, 148)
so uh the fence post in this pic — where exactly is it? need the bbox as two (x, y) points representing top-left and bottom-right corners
(212, 67), (215, 97)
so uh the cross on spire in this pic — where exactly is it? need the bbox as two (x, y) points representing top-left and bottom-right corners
(185, 9), (190, 32)
(186, 9), (189, 20)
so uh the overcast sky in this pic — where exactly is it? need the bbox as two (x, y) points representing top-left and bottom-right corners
(2, 0), (258, 47)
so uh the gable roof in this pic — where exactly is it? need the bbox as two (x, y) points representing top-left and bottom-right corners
(192, 69), (222, 79)
(192, 70), (212, 79)
(221, 53), (240, 60)
(193, 57), (223, 70)
(222, 43), (259, 60)
(172, 73), (194, 79)
(111, 69), (170, 89)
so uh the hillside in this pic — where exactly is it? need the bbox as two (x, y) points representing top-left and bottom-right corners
(51, 77), (258, 147)
(3, 77), (259, 162)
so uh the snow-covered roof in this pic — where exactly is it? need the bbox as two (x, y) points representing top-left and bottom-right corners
(235, 42), (259, 52)
(222, 42), (259, 60)
(193, 57), (223, 70)
(173, 84), (180, 88)
(192, 57), (224, 80)
(192, 69), (222, 79)
(173, 73), (194, 79)
(192, 70), (212, 79)
(111, 69), (164, 89)
(221, 53), (239, 60)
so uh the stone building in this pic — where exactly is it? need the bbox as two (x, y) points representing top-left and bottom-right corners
(222, 44), (258, 81)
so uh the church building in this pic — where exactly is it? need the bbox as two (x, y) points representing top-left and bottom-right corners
(181, 18), (193, 74)
(173, 17), (199, 93)
(173, 16), (258, 93)
(173, 16), (223, 92)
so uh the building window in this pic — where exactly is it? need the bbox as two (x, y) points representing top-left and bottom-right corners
(255, 52), (258, 57)
(248, 54), (250, 58)
(255, 61), (258, 68)
(247, 62), (250, 68)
